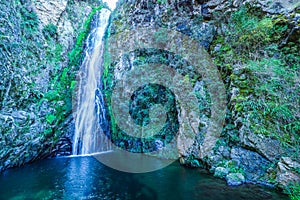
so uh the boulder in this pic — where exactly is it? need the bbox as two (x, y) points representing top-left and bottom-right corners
(231, 147), (270, 182)
(214, 167), (229, 178)
(276, 157), (300, 189)
(226, 173), (245, 186)
(239, 126), (282, 162)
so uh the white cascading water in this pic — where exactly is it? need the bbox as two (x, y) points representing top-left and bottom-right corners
(73, 8), (112, 155)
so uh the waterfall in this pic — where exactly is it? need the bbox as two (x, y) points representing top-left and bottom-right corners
(73, 8), (112, 155)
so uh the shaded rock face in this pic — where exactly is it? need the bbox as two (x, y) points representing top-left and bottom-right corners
(106, 0), (300, 189)
(0, 0), (103, 173)
(238, 124), (286, 163)
(204, 0), (299, 14)
(230, 147), (270, 182)
(34, 0), (68, 25)
(111, 0), (215, 49)
(107, 0), (216, 158)
(276, 157), (300, 189)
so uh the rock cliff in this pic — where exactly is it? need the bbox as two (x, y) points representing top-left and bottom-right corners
(0, 0), (104, 172)
(0, 0), (299, 196)
(104, 0), (300, 192)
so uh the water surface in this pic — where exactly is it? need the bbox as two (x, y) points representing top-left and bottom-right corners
(0, 156), (288, 200)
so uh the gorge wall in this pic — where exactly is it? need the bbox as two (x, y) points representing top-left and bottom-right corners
(104, 0), (300, 193)
(0, 0), (299, 196)
(0, 0), (105, 172)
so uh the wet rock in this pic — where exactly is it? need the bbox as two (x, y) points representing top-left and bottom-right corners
(231, 147), (270, 182)
(4, 160), (11, 168)
(179, 157), (186, 165)
(226, 173), (245, 186)
(214, 167), (229, 178)
(276, 157), (300, 189)
(239, 125), (282, 162)
(209, 155), (223, 172)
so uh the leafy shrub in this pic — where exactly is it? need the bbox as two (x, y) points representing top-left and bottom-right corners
(20, 7), (39, 31)
(211, 6), (300, 158)
(214, 6), (287, 61)
(287, 183), (300, 200)
(68, 6), (103, 67)
(42, 24), (57, 40)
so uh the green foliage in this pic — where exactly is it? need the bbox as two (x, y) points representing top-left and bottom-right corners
(68, 6), (103, 67)
(217, 160), (245, 174)
(43, 6), (104, 139)
(42, 24), (57, 40)
(211, 6), (300, 159)
(157, 0), (167, 4)
(44, 90), (60, 101)
(243, 58), (299, 149)
(20, 6), (39, 32)
(287, 183), (300, 200)
(46, 114), (56, 125)
(281, 42), (300, 70)
(213, 6), (287, 63)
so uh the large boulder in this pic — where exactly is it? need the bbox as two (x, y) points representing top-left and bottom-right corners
(230, 147), (271, 182)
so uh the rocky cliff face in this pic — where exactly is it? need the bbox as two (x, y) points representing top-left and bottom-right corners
(1, 0), (299, 195)
(104, 0), (300, 192)
(0, 0), (103, 173)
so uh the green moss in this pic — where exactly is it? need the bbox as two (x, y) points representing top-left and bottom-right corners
(287, 183), (300, 200)
(44, 5), (104, 138)
(157, 0), (167, 4)
(211, 6), (300, 158)
(42, 24), (57, 40)
(68, 6), (104, 67)
(46, 114), (56, 125)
